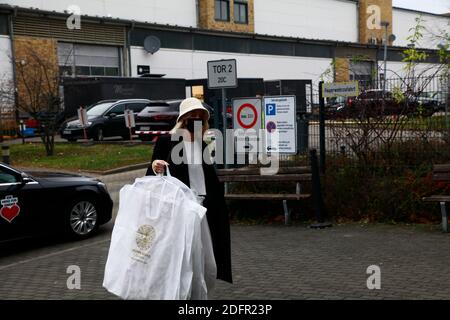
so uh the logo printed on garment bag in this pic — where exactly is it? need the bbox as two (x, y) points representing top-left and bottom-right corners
(0, 195), (20, 223)
(132, 224), (156, 264)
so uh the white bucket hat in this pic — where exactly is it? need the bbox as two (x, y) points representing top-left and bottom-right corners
(176, 97), (210, 123)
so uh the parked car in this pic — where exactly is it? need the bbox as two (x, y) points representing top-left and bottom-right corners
(135, 99), (214, 141)
(0, 163), (113, 242)
(325, 96), (350, 120)
(60, 99), (150, 141)
(414, 91), (446, 114)
(336, 89), (422, 118)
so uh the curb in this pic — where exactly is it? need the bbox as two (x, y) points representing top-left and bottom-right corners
(15, 162), (150, 177)
(83, 162), (150, 176)
(12, 140), (155, 146)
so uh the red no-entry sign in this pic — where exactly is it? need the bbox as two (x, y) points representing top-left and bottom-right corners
(233, 98), (262, 130)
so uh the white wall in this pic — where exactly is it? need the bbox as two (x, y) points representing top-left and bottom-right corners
(378, 61), (447, 93)
(131, 47), (333, 87)
(0, 35), (12, 79)
(0, 35), (14, 110)
(1, 0), (197, 27)
(393, 9), (450, 49)
(381, 61), (445, 79)
(254, 0), (358, 43)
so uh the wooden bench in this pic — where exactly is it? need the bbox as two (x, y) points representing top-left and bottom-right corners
(423, 164), (450, 232)
(217, 166), (315, 225)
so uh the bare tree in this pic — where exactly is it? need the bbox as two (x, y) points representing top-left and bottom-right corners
(14, 42), (61, 156)
(325, 16), (449, 166)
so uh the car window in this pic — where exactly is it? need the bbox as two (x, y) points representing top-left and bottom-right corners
(327, 97), (336, 104)
(169, 102), (182, 111)
(366, 91), (378, 99)
(86, 102), (115, 116)
(0, 167), (18, 184)
(202, 103), (213, 114)
(127, 103), (147, 112)
(107, 104), (126, 115)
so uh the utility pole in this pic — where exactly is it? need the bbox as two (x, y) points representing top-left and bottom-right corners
(381, 21), (390, 104)
(380, 21), (396, 112)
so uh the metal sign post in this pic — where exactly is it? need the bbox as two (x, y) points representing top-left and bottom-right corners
(19, 120), (25, 144)
(320, 81), (360, 173)
(207, 59), (238, 169)
(77, 107), (88, 140)
(318, 82), (326, 174)
(124, 109), (136, 141)
(221, 88), (227, 165)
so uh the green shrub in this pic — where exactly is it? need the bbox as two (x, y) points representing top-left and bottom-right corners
(227, 138), (450, 224)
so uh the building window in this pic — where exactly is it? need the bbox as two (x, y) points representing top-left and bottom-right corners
(349, 60), (374, 87)
(234, 0), (248, 24)
(57, 43), (121, 77)
(215, 0), (230, 21)
(0, 14), (9, 35)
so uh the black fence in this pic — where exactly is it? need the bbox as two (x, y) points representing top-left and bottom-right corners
(277, 75), (450, 170)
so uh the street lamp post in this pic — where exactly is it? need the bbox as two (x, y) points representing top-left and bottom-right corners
(381, 22), (389, 93)
(407, 43), (416, 93)
(380, 21), (396, 108)
(438, 43), (449, 131)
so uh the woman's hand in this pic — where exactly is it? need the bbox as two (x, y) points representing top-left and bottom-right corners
(152, 160), (169, 174)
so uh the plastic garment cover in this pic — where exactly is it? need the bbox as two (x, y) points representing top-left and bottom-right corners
(103, 169), (217, 300)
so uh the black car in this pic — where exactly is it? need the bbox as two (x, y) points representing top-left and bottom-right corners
(415, 91), (445, 115)
(325, 96), (350, 119)
(60, 99), (150, 141)
(0, 163), (113, 242)
(335, 89), (423, 118)
(135, 99), (214, 141)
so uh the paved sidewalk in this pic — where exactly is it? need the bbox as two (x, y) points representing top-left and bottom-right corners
(0, 223), (449, 300)
(1, 169), (450, 300)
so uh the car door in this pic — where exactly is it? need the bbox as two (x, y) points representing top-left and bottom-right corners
(0, 165), (42, 241)
(103, 103), (126, 137)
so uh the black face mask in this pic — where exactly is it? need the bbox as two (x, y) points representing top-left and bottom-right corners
(186, 118), (203, 133)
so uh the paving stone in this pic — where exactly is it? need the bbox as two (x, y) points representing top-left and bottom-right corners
(1, 169), (450, 299)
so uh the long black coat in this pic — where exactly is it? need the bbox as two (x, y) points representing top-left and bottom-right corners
(145, 135), (232, 283)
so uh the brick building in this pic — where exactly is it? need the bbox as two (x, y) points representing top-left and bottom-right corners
(0, 0), (448, 120)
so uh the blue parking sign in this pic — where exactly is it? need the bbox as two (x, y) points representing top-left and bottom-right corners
(266, 103), (276, 116)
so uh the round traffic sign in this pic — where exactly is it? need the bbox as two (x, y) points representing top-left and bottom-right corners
(237, 103), (258, 129)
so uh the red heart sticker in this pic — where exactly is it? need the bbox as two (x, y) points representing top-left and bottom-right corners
(0, 204), (20, 223)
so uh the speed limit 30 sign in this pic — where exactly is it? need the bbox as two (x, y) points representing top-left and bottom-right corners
(232, 98), (262, 130)
(233, 98), (262, 154)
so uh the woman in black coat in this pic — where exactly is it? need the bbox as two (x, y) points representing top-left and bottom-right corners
(146, 98), (232, 284)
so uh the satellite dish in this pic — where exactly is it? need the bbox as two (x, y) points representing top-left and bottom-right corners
(143, 36), (161, 54)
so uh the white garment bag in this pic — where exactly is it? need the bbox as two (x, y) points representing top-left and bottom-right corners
(103, 166), (216, 300)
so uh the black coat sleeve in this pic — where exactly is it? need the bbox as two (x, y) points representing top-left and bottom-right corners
(145, 135), (172, 176)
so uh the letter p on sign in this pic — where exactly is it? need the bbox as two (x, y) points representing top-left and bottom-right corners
(266, 104), (276, 116)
